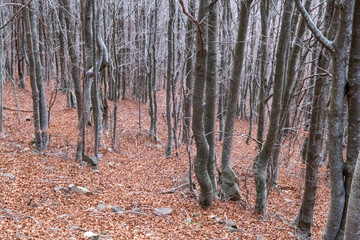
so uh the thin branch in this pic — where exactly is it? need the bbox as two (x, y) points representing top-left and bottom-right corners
(178, 0), (205, 53)
(0, 0), (33, 30)
(294, 0), (335, 53)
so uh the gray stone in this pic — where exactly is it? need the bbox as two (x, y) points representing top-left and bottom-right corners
(22, 147), (30, 152)
(84, 231), (99, 240)
(219, 166), (241, 201)
(107, 161), (115, 167)
(192, 213), (200, 217)
(83, 155), (98, 166)
(54, 186), (69, 193)
(110, 205), (123, 213)
(224, 219), (237, 228)
(1, 173), (15, 180)
(225, 226), (239, 233)
(80, 161), (87, 167)
(154, 207), (173, 216)
(26, 115), (31, 121)
(97, 203), (106, 211)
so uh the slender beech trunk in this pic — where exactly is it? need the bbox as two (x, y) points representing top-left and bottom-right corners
(29, 1), (48, 148)
(220, 0), (253, 200)
(256, 0), (269, 149)
(192, 0), (213, 207)
(182, 0), (195, 144)
(204, 1), (218, 197)
(23, 2), (42, 151)
(165, 0), (175, 156)
(253, 0), (294, 215)
(60, 0), (84, 160)
(270, 0), (311, 188)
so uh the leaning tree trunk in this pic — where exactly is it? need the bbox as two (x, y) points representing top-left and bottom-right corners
(253, 0), (294, 216)
(220, 0), (253, 201)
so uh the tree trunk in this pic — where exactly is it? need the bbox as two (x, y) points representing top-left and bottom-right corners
(23, 1), (42, 151)
(295, 0), (337, 236)
(220, 0), (253, 200)
(182, 0), (195, 144)
(341, 0), (360, 238)
(192, 0), (213, 207)
(253, 0), (294, 215)
(165, 0), (175, 156)
(204, 0), (218, 197)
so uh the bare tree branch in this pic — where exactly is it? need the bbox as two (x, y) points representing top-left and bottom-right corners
(294, 0), (335, 53)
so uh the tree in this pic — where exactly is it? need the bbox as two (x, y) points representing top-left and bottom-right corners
(220, 0), (253, 201)
(192, 0), (213, 207)
(343, 0), (360, 238)
(59, 0), (84, 161)
(253, 0), (294, 215)
(295, 0), (338, 236)
(23, 0), (48, 151)
(165, 0), (175, 157)
(256, 0), (270, 149)
(204, 0), (218, 197)
(182, 0), (195, 144)
(295, 0), (355, 238)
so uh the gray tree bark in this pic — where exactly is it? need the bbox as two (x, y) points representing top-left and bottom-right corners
(295, 1), (338, 236)
(295, 0), (355, 238)
(192, 0), (213, 207)
(256, 0), (269, 149)
(253, 0), (294, 215)
(342, 0), (360, 238)
(205, 0), (218, 197)
(182, 0), (195, 144)
(59, 0), (84, 161)
(220, 0), (253, 201)
(165, 0), (175, 156)
(23, 1), (42, 151)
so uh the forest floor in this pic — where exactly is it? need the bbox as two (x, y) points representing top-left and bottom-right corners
(0, 79), (330, 240)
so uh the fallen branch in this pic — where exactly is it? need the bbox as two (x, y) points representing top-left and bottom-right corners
(161, 182), (189, 194)
(3, 106), (32, 113)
